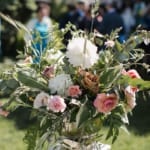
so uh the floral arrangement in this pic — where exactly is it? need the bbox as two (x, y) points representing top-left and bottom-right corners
(0, 12), (150, 150)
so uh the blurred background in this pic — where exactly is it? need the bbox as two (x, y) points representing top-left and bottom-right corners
(0, 0), (150, 149)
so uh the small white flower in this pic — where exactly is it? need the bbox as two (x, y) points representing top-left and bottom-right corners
(33, 92), (50, 109)
(143, 38), (150, 45)
(48, 74), (73, 96)
(104, 40), (115, 48)
(45, 49), (64, 64)
(94, 32), (104, 38)
(125, 86), (136, 110)
(69, 99), (81, 106)
(66, 37), (98, 69)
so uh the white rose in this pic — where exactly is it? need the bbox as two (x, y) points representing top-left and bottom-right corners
(125, 86), (136, 111)
(48, 74), (73, 96)
(33, 92), (50, 109)
(66, 37), (98, 69)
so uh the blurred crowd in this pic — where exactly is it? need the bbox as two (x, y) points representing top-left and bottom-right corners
(59, 0), (150, 39)
(23, 0), (150, 63)
(0, 0), (150, 60)
(27, 0), (150, 39)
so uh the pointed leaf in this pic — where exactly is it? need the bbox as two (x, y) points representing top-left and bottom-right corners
(76, 99), (91, 128)
(16, 71), (49, 91)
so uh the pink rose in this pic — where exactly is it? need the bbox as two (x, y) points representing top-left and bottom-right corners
(42, 66), (54, 79)
(67, 85), (82, 98)
(122, 69), (141, 92)
(93, 93), (118, 114)
(123, 69), (141, 79)
(125, 86), (136, 110)
(47, 96), (66, 113)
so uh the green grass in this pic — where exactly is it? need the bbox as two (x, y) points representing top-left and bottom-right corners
(0, 118), (26, 150)
(111, 130), (150, 150)
(0, 117), (150, 150)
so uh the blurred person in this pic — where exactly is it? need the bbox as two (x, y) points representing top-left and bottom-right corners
(59, 0), (86, 29)
(133, 0), (146, 26)
(94, 3), (106, 30)
(75, 0), (86, 26)
(97, 0), (125, 42)
(121, 0), (135, 36)
(78, 3), (106, 33)
(26, 0), (52, 63)
(77, 4), (92, 32)
(113, 0), (123, 12)
(143, 4), (150, 30)
(59, 0), (86, 45)
(59, 2), (77, 28)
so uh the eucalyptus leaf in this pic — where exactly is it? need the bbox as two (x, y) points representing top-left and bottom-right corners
(35, 132), (50, 150)
(120, 76), (150, 90)
(6, 79), (19, 89)
(100, 67), (122, 89)
(16, 71), (49, 91)
(76, 99), (91, 128)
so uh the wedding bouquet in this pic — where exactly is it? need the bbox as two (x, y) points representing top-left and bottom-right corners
(0, 13), (150, 150)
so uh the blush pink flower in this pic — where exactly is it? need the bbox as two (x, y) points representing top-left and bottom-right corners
(123, 69), (141, 79)
(67, 85), (82, 98)
(122, 69), (141, 92)
(47, 96), (66, 113)
(125, 86), (136, 110)
(93, 93), (118, 114)
(42, 66), (54, 79)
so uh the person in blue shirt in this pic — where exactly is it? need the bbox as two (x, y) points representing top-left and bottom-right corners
(26, 0), (52, 63)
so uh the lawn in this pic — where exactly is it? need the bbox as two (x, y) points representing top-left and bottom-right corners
(111, 130), (150, 150)
(0, 117), (150, 150)
(0, 118), (26, 150)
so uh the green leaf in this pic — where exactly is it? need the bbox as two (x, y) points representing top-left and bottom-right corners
(0, 79), (19, 96)
(120, 76), (150, 90)
(76, 98), (91, 128)
(106, 125), (113, 140)
(16, 71), (49, 91)
(114, 51), (129, 63)
(100, 67), (122, 90)
(0, 12), (30, 34)
(35, 132), (50, 150)
(112, 128), (119, 144)
(6, 79), (19, 89)
(40, 115), (48, 128)
(114, 40), (123, 52)
(23, 126), (39, 150)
